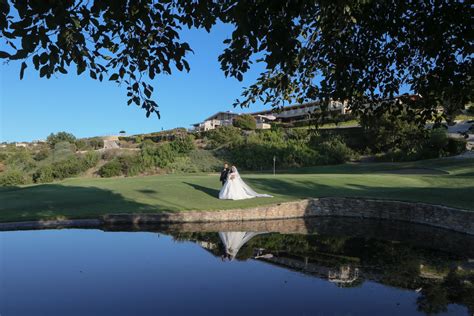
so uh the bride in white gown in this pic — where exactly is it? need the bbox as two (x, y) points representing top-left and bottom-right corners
(219, 166), (273, 200)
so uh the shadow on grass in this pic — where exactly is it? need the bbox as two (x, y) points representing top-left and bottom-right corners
(250, 158), (474, 175)
(0, 184), (170, 222)
(184, 182), (220, 198)
(245, 178), (474, 210)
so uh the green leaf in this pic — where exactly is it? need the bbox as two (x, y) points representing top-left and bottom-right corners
(109, 73), (119, 81)
(144, 88), (151, 98)
(77, 64), (86, 75)
(39, 52), (48, 64)
(39, 65), (48, 78)
(20, 62), (27, 80)
(71, 17), (81, 29)
(0, 51), (11, 58)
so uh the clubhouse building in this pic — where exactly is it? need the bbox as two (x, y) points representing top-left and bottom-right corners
(192, 100), (347, 131)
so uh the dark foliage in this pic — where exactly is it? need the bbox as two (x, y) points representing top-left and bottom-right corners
(1, 1), (471, 123)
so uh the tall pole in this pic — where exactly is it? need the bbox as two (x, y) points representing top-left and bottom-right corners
(273, 155), (276, 176)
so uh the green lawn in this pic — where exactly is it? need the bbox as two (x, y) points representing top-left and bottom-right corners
(0, 158), (473, 222)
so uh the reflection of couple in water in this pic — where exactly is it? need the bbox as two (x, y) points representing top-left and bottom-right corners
(218, 163), (272, 200)
(218, 231), (264, 261)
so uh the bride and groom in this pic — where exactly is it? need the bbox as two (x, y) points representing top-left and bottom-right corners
(218, 163), (273, 200)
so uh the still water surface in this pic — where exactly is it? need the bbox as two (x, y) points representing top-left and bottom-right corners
(0, 218), (473, 316)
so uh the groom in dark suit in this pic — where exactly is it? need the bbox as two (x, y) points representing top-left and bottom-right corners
(220, 163), (230, 186)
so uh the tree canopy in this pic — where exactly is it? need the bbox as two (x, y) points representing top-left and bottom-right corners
(1, 0), (472, 124)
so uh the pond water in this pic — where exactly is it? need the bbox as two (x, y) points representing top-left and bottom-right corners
(1, 218), (473, 316)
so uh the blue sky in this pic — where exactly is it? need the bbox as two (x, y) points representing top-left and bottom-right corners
(0, 23), (267, 142)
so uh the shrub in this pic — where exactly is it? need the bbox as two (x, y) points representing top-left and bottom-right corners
(155, 143), (176, 168)
(5, 148), (36, 171)
(168, 149), (224, 173)
(117, 154), (144, 176)
(75, 139), (88, 151)
(427, 128), (449, 151)
(46, 131), (76, 148)
(33, 165), (54, 183)
(101, 149), (121, 160)
(318, 138), (354, 164)
(467, 104), (474, 115)
(446, 137), (467, 156)
(53, 141), (76, 161)
(0, 169), (29, 186)
(140, 140), (159, 168)
(50, 156), (85, 179)
(360, 112), (426, 154)
(82, 151), (100, 169)
(33, 147), (50, 161)
(98, 159), (122, 177)
(89, 137), (104, 150)
(188, 150), (224, 172)
(170, 134), (195, 154)
(167, 156), (198, 173)
(233, 114), (257, 130)
(205, 126), (243, 148)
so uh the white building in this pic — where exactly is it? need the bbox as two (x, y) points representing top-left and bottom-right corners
(251, 100), (347, 124)
(192, 101), (348, 131)
(192, 111), (240, 131)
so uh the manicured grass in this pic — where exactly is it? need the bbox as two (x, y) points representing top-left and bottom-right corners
(0, 158), (473, 222)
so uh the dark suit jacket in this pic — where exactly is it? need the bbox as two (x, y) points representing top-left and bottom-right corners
(220, 168), (230, 184)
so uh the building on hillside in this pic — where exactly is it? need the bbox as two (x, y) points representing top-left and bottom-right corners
(254, 114), (276, 129)
(191, 101), (348, 131)
(14, 142), (28, 148)
(192, 111), (240, 132)
(251, 100), (347, 125)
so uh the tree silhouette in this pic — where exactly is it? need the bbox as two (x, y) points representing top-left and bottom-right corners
(1, 1), (471, 124)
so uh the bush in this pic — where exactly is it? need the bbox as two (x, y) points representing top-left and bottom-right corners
(89, 137), (104, 150)
(33, 165), (54, 183)
(101, 149), (121, 160)
(5, 148), (36, 171)
(168, 150), (224, 173)
(167, 156), (198, 173)
(50, 156), (86, 180)
(446, 137), (467, 156)
(82, 151), (100, 169)
(98, 159), (123, 177)
(467, 104), (474, 115)
(46, 131), (76, 148)
(205, 126), (243, 148)
(188, 150), (224, 172)
(427, 128), (449, 151)
(170, 134), (195, 154)
(75, 139), (88, 151)
(233, 114), (257, 130)
(360, 112), (426, 154)
(33, 147), (51, 161)
(155, 143), (176, 168)
(0, 169), (29, 186)
(140, 141), (178, 169)
(317, 138), (354, 164)
(117, 154), (144, 176)
(53, 141), (76, 161)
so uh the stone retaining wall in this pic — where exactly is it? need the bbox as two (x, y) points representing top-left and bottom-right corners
(309, 197), (474, 235)
(0, 198), (472, 235)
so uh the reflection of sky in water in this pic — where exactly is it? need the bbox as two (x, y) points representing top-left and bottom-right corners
(0, 229), (469, 316)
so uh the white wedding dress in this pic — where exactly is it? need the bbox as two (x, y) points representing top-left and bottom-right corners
(218, 167), (273, 200)
(218, 232), (264, 260)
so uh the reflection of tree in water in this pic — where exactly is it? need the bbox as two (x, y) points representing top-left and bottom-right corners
(417, 269), (474, 315)
(168, 230), (473, 312)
